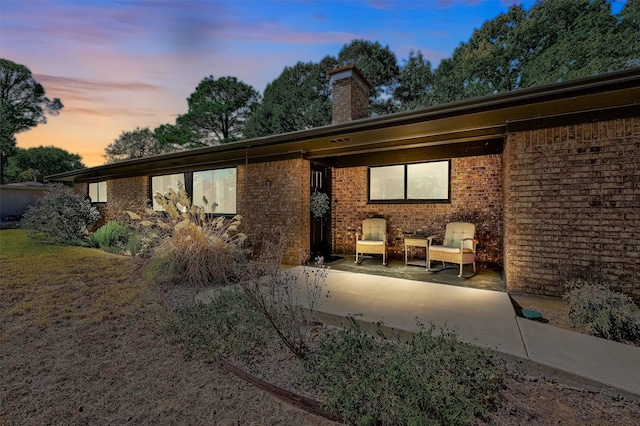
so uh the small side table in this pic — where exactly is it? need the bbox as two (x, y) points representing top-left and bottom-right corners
(404, 237), (429, 268)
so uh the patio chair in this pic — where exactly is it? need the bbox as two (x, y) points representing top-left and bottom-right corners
(355, 218), (387, 265)
(427, 222), (478, 278)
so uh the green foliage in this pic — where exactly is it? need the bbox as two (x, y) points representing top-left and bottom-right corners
(177, 75), (261, 145)
(244, 56), (337, 138)
(394, 51), (436, 111)
(301, 322), (499, 425)
(167, 285), (278, 359)
(88, 220), (138, 254)
(4, 146), (84, 183)
(105, 126), (175, 164)
(0, 58), (63, 183)
(338, 40), (400, 115)
(564, 279), (640, 342)
(154, 123), (200, 150)
(431, 0), (638, 104)
(21, 184), (100, 245)
(133, 184), (246, 286)
(520, 0), (628, 86)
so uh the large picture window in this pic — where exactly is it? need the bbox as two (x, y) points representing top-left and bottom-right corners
(151, 168), (237, 214)
(368, 160), (450, 203)
(151, 173), (185, 211)
(88, 181), (107, 203)
(193, 168), (237, 214)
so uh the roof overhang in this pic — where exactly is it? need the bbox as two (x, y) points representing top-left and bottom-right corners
(48, 67), (640, 182)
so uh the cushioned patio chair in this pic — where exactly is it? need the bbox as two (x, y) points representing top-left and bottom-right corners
(355, 218), (387, 265)
(427, 222), (478, 278)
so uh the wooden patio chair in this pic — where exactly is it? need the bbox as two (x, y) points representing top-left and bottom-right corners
(427, 222), (478, 278)
(355, 218), (387, 265)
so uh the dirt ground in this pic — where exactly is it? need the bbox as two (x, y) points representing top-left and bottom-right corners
(2, 250), (639, 424)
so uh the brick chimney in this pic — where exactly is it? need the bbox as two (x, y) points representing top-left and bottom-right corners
(327, 64), (373, 124)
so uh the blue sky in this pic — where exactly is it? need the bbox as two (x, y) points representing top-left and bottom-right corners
(0, 0), (627, 166)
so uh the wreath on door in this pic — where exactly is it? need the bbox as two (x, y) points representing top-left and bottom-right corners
(310, 190), (330, 219)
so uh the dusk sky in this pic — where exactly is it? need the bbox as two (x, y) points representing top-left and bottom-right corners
(0, 0), (627, 167)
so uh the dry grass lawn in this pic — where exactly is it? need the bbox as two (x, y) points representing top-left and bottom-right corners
(2, 229), (640, 425)
(0, 229), (333, 425)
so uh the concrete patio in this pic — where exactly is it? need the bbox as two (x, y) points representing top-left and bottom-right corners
(328, 256), (505, 292)
(292, 265), (640, 397)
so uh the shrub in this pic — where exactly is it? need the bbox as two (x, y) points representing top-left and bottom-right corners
(564, 279), (640, 342)
(239, 231), (330, 359)
(132, 184), (246, 286)
(301, 322), (499, 425)
(88, 220), (134, 253)
(167, 285), (278, 359)
(22, 184), (100, 245)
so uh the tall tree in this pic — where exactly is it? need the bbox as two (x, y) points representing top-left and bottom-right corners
(105, 127), (175, 163)
(4, 146), (84, 183)
(393, 51), (436, 111)
(519, 0), (624, 86)
(433, 5), (527, 103)
(244, 56), (338, 138)
(177, 76), (260, 145)
(0, 59), (63, 184)
(618, 0), (640, 68)
(431, 0), (637, 104)
(337, 40), (400, 115)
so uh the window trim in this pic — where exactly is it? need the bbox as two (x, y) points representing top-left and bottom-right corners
(367, 160), (451, 204)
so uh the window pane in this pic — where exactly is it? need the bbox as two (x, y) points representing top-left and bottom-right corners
(370, 165), (404, 200)
(89, 181), (107, 202)
(98, 181), (107, 202)
(194, 168), (237, 214)
(407, 161), (449, 200)
(151, 173), (185, 211)
(89, 183), (98, 202)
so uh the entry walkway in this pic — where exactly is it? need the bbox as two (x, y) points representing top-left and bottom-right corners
(292, 266), (640, 396)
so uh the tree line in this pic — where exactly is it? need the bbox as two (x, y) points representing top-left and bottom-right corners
(1, 0), (638, 178)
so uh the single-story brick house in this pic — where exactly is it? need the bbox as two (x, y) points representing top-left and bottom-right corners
(49, 65), (640, 301)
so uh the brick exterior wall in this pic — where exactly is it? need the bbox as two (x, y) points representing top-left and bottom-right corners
(75, 176), (149, 229)
(237, 159), (310, 265)
(332, 155), (503, 265)
(504, 118), (640, 301)
(331, 77), (369, 124)
(106, 176), (150, 218)
(73, 182), (88, 197)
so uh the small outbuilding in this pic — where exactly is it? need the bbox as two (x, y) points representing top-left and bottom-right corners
(0, 182), (50, 221)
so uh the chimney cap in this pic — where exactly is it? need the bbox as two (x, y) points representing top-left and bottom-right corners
(327, 64), (374, 89)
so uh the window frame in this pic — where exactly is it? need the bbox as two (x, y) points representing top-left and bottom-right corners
(88, 181), (107, 203)
(367, 159), (451, 204)
(192, 168), (237, 215)
(149, 167), (238, 216)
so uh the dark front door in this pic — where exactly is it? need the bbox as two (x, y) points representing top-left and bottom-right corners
(310, 162), (332, 262)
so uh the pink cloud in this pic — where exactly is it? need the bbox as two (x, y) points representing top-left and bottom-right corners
(33, 74), (165, 93)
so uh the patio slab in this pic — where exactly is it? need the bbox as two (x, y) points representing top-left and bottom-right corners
(328, 257), (506, 292)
